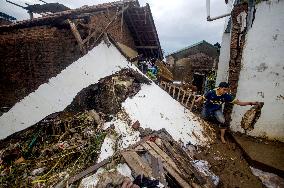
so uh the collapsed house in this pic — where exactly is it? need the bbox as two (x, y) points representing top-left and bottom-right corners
(0, 0), (283, 187)
(165, 40), (219, 93)
(0, 0), (163, 114)
(215, 0), (284, 142)
(0, 1), (217, 187)
(0, 35), (220, 187)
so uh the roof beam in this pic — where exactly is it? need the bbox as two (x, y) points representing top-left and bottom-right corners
(135, 45), (158, 49)
(125, 10), (147, 57)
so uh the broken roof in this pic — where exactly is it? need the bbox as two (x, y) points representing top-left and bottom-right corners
(166, 40), (217, 58)
(25, 3), (70, 14)
(0, 0), (163, 60)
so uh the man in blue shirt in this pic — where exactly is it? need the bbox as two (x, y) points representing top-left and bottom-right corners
(195, 82), (258, 143)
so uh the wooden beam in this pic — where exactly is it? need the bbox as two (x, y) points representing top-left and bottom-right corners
(145, 141), (181, 174)
(67, 19), (85, 53)
(135, 45), (159, 49)
(67, 158), (110, 185)
(82, 5), (129, 46)
(126, 10), (148, 56)
(121, 150), (153, 177)
(141, 142), (192, 188)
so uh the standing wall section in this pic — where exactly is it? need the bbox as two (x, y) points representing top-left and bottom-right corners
(230, 0), (284, 141)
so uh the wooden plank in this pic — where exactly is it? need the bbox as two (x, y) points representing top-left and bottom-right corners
(67, 158), (110, 185)
(162, 140), (206, 185)
(145, 141), (181, 174)
(168, 85), (171, 93)
(181, 90), (186, 104)
(121, 150), (153, 177)
(157, 157), (169, 188)
(149, 152), (169, 187)
(141, 142), (191, 188)
(67, 19), (85, 53)
(185, 93), (192, 107)
(135, 45), (159, 49)
(177, 87), (181, 101)
(172, 86), (176, 98)
(151, 154), (160, 179)
(190, 94), (197, 111)
(82, 5), (128, 45)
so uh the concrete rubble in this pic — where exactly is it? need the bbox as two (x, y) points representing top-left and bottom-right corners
(1, 65), (281, 188)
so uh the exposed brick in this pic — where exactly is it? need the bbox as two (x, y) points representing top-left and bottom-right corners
(0, 11), (135, 108)
(224, 3), (248, 123)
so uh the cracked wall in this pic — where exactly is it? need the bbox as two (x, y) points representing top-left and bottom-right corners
(223, 3), (248, 124)
(230, 0), (284, 141)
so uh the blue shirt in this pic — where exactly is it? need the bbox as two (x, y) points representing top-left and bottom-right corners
(203, 89), (236, 113)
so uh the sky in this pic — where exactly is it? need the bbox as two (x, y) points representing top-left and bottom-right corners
(0, 0), (228, 55)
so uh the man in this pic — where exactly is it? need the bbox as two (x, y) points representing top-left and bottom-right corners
(195, 82), (258, 143)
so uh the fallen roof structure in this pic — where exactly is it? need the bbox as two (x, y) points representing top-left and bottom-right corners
(0, 38), (217, 187)
(0, 0), (163, 113)
(0, 0), (162, 60)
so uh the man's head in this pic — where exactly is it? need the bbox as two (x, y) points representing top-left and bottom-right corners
(218, 82), (230, 95)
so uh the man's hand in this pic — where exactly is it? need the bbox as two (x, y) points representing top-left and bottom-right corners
(195, 95), (204, 103)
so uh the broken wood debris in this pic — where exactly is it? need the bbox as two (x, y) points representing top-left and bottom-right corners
(66, 128), (216, 188)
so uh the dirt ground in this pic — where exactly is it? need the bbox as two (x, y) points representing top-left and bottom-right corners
(194, 127), (264, 188)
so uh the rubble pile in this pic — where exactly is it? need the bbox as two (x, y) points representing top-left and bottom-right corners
(0, 68), (150, 187)
(0, 111), (107, 187)
(66, 69), (151, 115)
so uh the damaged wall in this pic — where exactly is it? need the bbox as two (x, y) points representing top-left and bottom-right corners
(166, 41), (219, 84)
(230, 0), (284, 141)
(215, 33), (231, 84)
(0, 42), (130, 140)
(0, 10), (135, 110)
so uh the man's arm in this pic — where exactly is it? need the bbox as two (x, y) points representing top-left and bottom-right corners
(234, 99), (258, 106)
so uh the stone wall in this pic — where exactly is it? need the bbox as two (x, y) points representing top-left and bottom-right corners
(0, 11), (135, 109)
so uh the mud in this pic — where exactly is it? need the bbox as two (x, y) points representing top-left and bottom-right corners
(194, 128), (263, 188)
(233, 133), (284, 177)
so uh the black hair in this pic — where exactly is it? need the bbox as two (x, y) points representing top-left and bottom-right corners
(218, 82), (230, 88)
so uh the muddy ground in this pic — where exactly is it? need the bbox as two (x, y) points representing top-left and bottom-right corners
(194, 126), (264, 188)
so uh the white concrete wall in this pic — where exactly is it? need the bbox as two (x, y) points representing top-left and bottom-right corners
(0, 42), (131, 139)
(215, 0), (234, 86)
(215, 32), (231, 84)
(230, 0), (284, 141)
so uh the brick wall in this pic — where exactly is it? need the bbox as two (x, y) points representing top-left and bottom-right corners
(224, 3), (248, 123)
(0, 11), (135, 109)
(172, 53), (216, 83)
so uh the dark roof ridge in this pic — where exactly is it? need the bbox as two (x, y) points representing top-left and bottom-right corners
(166, 40), (216, 57)
(0, 0), (139, 29)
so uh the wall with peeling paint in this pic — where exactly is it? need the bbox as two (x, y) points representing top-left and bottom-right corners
(215, 0), (234, 85)
(215, 33), (230, 84)
(230, 0), (284, 141)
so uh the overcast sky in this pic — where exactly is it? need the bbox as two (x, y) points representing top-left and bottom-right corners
(0, 0), (228, 55)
